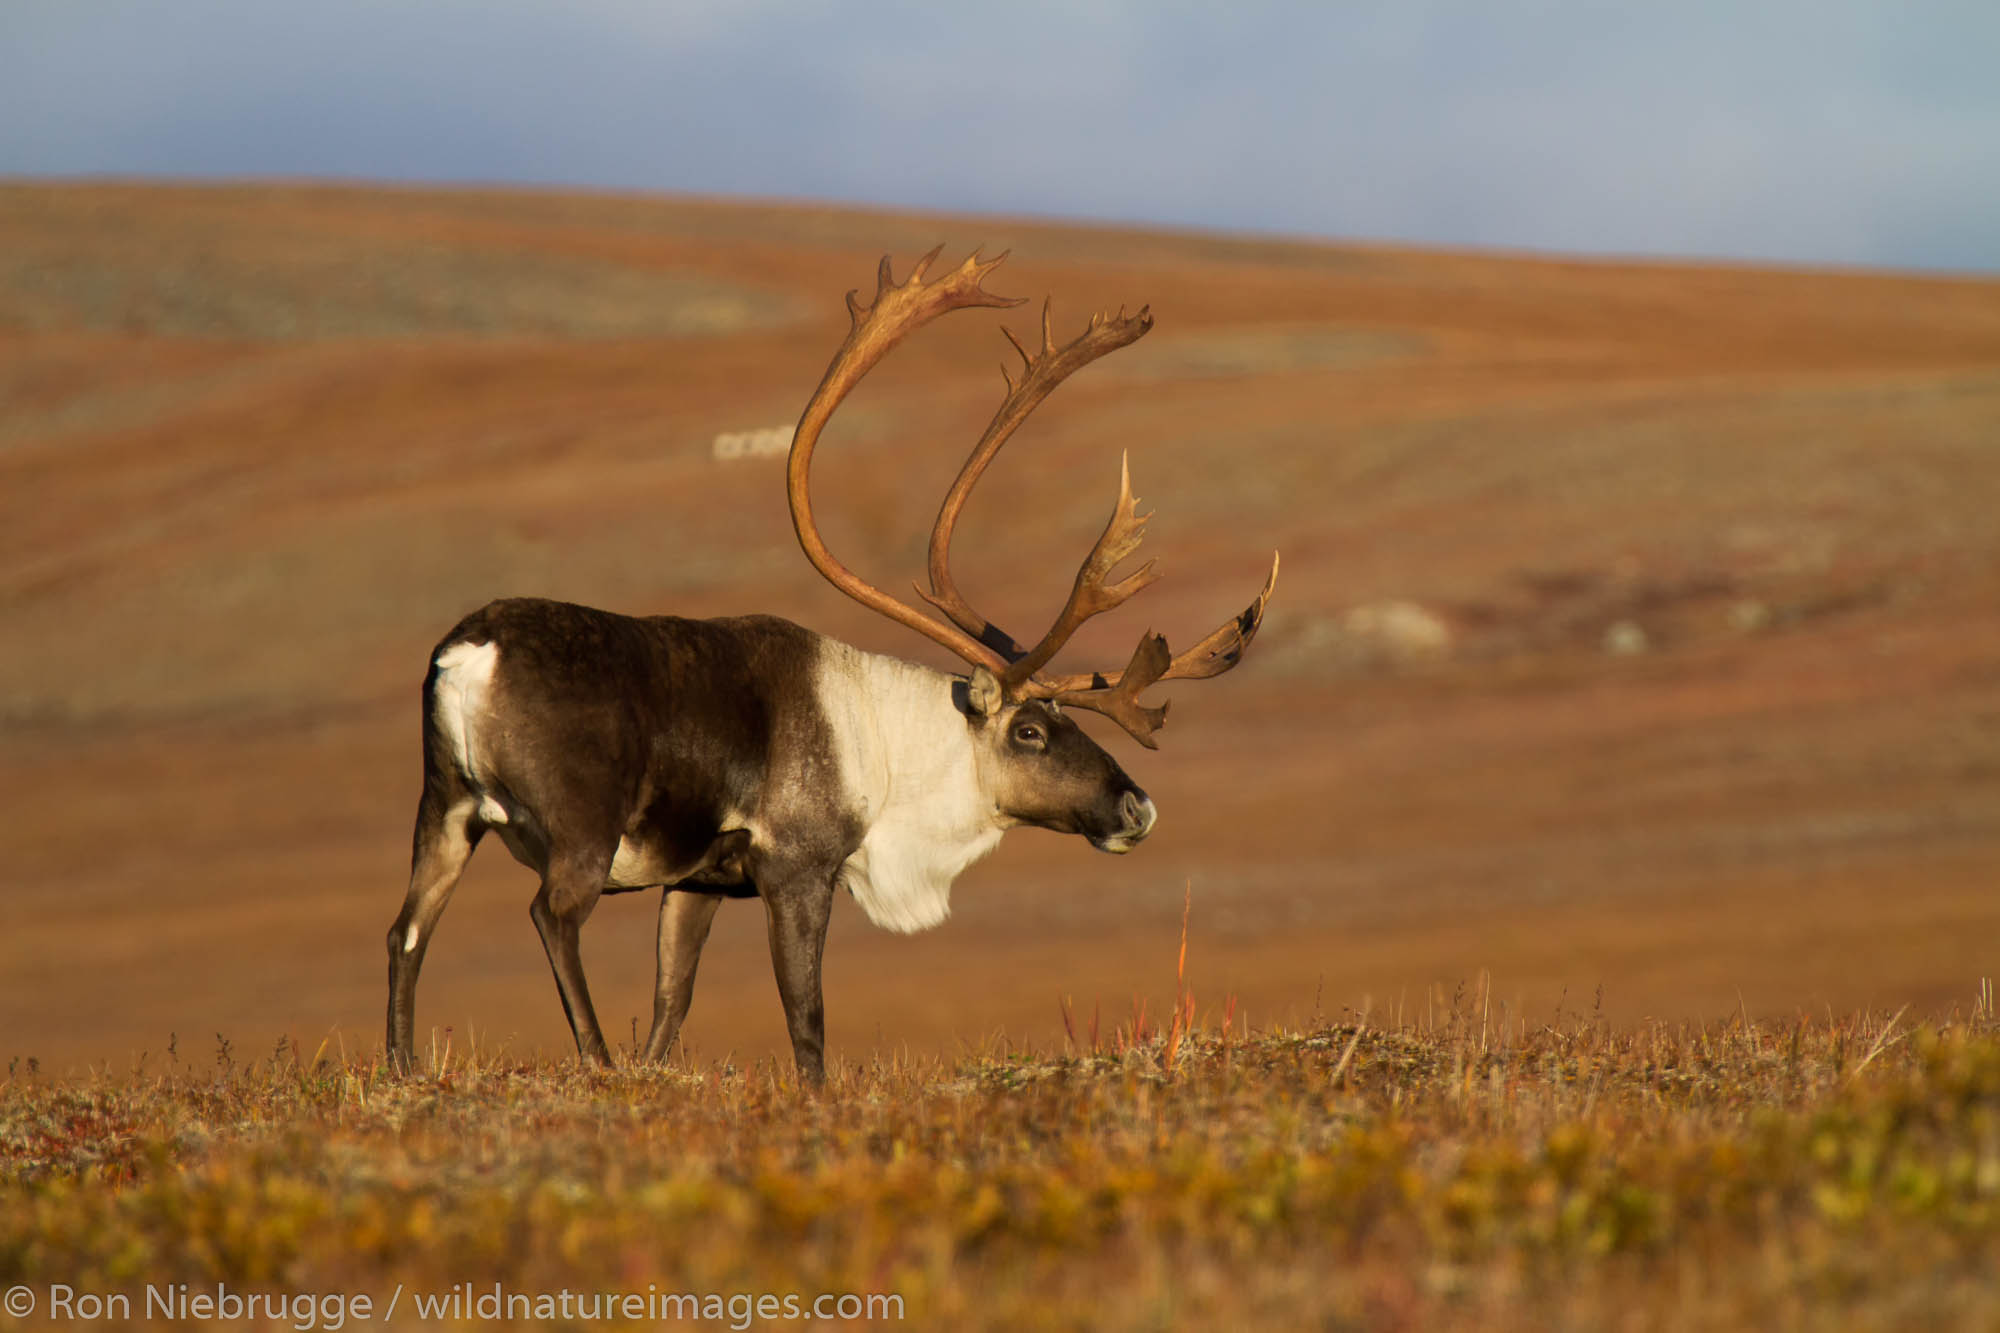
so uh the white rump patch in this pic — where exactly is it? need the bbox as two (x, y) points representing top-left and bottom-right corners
(432, 640), (499, 786)
(812, 641), (1008, 934)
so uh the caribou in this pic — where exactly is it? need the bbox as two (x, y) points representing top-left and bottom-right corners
(385, 249), (1278, 1082)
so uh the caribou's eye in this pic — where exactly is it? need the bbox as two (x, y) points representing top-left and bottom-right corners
(1012, 723), (1046, 748)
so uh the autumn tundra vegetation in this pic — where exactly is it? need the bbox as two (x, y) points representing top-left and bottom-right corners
(7, 979), (2000, 1328)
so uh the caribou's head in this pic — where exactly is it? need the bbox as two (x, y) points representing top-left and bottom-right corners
(958, 669), (1156, 853)
(787, 247), (1279, 849)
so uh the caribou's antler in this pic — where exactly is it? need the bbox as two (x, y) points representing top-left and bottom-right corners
(1030, 551), (1281, 748)
(788, 249), (1278, 745)
(787, 247), (1022, 675)
(998, 451), (1159, 690)
(919, 299), (1153, 659)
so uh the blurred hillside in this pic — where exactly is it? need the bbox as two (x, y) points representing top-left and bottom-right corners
(3, 183), (1998, 1073)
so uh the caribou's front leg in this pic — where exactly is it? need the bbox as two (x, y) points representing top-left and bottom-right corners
(641, 889), (723, 1063)
(761, 870), (838, 1087)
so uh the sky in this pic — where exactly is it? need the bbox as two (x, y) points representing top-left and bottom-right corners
(4, 1), (1997, 273)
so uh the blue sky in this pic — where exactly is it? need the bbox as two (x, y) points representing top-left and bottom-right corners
(5, 1), (1997, 272)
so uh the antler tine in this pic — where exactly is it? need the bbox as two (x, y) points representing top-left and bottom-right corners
(1037, 552), (1281, 700)
(1049, 632), (1173, 750)
(996, 452), (1161, 691)
(1162, 550), (1281, 679)
(920, 302), (1155, 658)
(789, 248), (1025, 675)
(1001, 323), (1032, 369)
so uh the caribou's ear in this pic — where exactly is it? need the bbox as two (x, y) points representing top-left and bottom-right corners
(964, 666), (1005, 720)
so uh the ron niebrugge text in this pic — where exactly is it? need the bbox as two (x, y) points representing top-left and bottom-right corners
(23, 1282), (904, 1327)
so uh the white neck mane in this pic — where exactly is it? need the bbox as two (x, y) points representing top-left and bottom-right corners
(810, 639), (1007, 933)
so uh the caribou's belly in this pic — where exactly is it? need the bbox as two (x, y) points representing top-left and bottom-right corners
(607, 836), (671, 889)
(489, 813), (544, 874)
(608, 827), (755, 891)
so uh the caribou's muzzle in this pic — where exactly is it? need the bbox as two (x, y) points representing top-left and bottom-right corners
(1089, 788), (1157, 854)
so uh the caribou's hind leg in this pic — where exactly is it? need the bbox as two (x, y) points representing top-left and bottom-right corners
(529, 851), (615, 1067)
(641, 889), (724, 1063)
(387, 785), (483, 1073)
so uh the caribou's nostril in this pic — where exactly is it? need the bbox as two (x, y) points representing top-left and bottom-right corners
(1118, 790), (1156, 837)
(1091, 790), (1156, 854)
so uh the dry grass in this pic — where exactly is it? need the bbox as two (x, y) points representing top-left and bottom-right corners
(6, 982), (1999, 1330)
